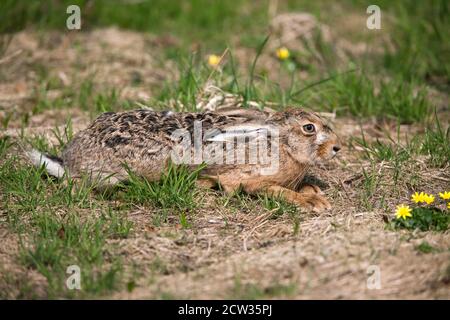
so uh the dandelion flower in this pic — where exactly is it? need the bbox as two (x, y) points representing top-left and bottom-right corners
(423, 193), (435, 205)
(395, 204), (412, 220)
(439, 191), (450, 200)
(207, 54), (221, 67)
(411, 192), (425, 203)
(276, 47), (290, 60)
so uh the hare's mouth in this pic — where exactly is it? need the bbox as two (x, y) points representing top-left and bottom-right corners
(316, 151), (338, 164)
(325, 144), (341, 160)
(329, 150), (340, 160)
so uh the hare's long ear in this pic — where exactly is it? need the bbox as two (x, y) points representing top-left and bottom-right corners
(215, 106), (273, 121)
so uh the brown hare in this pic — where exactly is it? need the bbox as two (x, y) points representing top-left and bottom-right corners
(28, 107), (341, 212)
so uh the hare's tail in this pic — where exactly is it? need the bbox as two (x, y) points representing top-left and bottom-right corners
(26, 149), (65, 178)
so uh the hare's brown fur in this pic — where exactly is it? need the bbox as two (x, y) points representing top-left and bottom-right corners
(58, 108), (341, 212)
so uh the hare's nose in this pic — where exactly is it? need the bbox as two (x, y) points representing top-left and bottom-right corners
(333, 145), (341, 153)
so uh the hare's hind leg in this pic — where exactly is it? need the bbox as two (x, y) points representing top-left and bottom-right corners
(265, 185), (331, 212)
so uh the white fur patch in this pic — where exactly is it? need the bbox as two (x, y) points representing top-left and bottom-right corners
(207, 124), (275, 143)
(316, 132), (328, 145)
(27, 149), (65, 178)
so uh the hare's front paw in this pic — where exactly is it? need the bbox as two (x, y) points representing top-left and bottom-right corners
(264, 185), (331, 212)
(295, 193), (331, 212)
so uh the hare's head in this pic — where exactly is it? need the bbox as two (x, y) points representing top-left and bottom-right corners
(273, 109), (341, 164)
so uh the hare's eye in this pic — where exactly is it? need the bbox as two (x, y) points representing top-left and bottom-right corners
(303, 124), (316, 134)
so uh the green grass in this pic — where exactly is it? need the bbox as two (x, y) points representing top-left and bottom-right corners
(420, 117), (450, 168)
(0, 136), (13, 157)
(120, 162), (205, 212)
(259, 194), (298, 218)
(299, 72), (431, 123)
(355, 118), (449, 211)
(4, 0), (448, 85)
(18, 208), (132, 298)
(153, 50), (434, 124)
(359, 164), (383, 211)
(0, 154), (134, 298)
(0, 0), (264, 48)
(353, 114), (449, 168)
(156, 56), (207, 112)
(415, 241), (439, 254)
(51, 118), (74, 150)
(380, 0), (450, 85)
(219, 188), (301, 235)
(358, 139), (411, 163)
(258, 194), (300, 235)
(30, 74), (134, 118)
(1, 1), (447, 119)
(354, 123), (411, 162)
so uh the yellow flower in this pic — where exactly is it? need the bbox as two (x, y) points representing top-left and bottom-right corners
(423, 193), (435, 205)
(439, 191), (450, 200)
(207, 54), (221, 67)
(411, 192), (425, 203)
(276, 47), (290, 60)
(413, 192), (435, 205)
(447, 202), (450, 210)
(395, 204), (412, 220)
